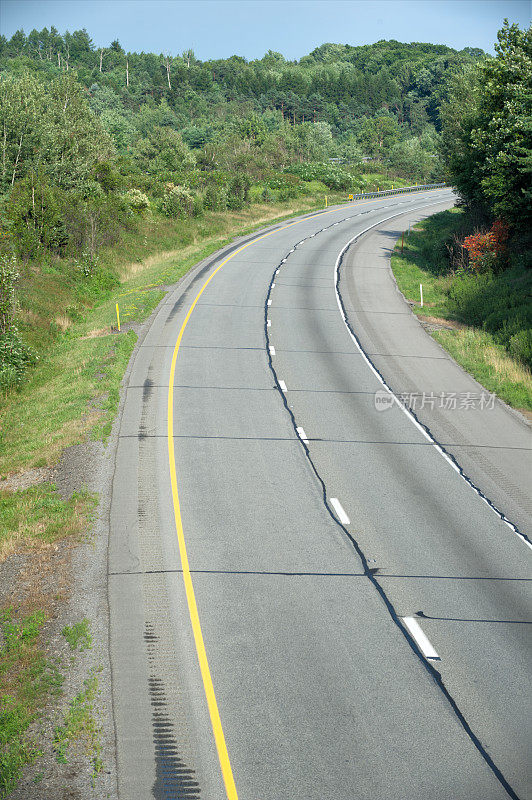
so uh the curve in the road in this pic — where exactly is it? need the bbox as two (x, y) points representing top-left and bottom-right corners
(165, 194), (524, 800)
(334, 224), (531, 552)
(263, 208), (523, 800)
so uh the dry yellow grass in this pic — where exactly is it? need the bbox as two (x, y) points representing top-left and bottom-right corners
(434, 328), (532, 410)
(18, 309), (40, 325)
(118, 199), (323, 280)
(121, 246), (192, 278)
(81, 328), (112, 339)
(486, 346), (532, 385)
(0, 487), (95, 563)
(54, 315), (73, 332)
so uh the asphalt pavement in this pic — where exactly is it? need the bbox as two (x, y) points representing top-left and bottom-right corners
(108, 190), (531, 800)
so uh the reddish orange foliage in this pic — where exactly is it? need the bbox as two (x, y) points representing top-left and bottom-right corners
(462, 220), (509, 270)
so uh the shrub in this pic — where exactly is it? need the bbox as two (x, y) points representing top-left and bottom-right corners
(92, 162), (123, 193)
(0, 255), (17, 335)
(64, 194), (129, 257)
(0, 327), (37, 390)
(285, 162), (352, 191)
(509, 330), (532, 370)
(462, 219), (509, 272)
(192, 195), (203, 217)
(8, 176), (68, 261)
(0, 256), (36, 390)
(261, 187), (275, 203)
(126, 189), (150, 213)
(266, 173), (303, 199)
(447, 266), (532, 369)
(161, 184), (194, 218)
(203, 184), (228, 211)
(226, 174), (251, 210)
(73, 250), (99, 278)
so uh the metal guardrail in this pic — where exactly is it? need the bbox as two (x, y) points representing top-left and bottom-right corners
(347, 183), (447, 201)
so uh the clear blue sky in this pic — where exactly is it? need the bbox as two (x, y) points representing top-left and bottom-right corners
(0, 0), (529, 60)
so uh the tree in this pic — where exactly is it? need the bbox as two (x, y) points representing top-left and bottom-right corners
(135, 126), (195, 175)
(0, 72), (113, 192)
(0, 73), (45, 189)
(356, 114), (401, 156)
(41, 74), (114, 188)
(473, 21), (532, 227)
(439, 65), (483, 208)
(440, 21), (532, 229)
(389, 137), (436, 181)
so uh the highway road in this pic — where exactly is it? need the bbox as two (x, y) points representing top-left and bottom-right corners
(108, 189), (532, 800)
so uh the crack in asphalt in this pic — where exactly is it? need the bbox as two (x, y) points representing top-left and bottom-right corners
(263, 205), (523, 800)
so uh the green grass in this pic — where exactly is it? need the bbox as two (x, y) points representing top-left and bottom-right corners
(0, 609), (63, 799)
(0, 613), (103, 798)
(391, 209), (532, 410)
(53, 667), (103, 782)
(0, 486), (97, 562)
(62, 619), (92, 652)
(391, 207), (463, 318)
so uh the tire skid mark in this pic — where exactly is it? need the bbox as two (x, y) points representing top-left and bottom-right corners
(263, 206), (522, 800)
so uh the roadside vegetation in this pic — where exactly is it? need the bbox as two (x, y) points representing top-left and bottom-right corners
(391, 208), (532, 410)
(0, 608), (61, 798)
(0, 610), (101, 799)
(391, 20), (532, 413)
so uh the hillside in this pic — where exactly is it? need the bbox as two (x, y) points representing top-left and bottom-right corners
(1, 29), (484, 148)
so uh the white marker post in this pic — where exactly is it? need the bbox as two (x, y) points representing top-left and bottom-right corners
(420, 284), (423, 308)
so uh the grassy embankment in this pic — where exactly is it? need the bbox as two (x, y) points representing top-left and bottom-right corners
(5, 181), (409, 794)
(390, 208), (532, 411)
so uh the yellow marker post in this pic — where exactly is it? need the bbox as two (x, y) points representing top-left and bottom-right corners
(325, 195), (328, 208)
(116, 303), (121, 331)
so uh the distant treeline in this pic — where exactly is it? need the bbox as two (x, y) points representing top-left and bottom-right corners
(1, 29), (484, 132)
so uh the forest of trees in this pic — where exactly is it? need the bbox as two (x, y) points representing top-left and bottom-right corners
(0, 21), (530, 386)
(0, 29), (486, 263)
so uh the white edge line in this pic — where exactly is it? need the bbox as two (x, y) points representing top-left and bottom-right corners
(403, 617), (440, 660)
(279, 380), (287, 392)
(330, 497), (350, 525)
(332, 203), (532, 554)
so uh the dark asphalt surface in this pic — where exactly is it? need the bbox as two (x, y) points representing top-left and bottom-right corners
(108, 190), (531, 800)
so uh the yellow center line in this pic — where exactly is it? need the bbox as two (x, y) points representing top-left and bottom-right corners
(166, 190), (444, 798)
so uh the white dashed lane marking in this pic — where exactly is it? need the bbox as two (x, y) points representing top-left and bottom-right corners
(403, 617), (440, 661)
(330, 497), (350, 525)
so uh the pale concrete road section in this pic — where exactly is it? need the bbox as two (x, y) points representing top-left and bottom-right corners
(108, 190), (531, 800)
